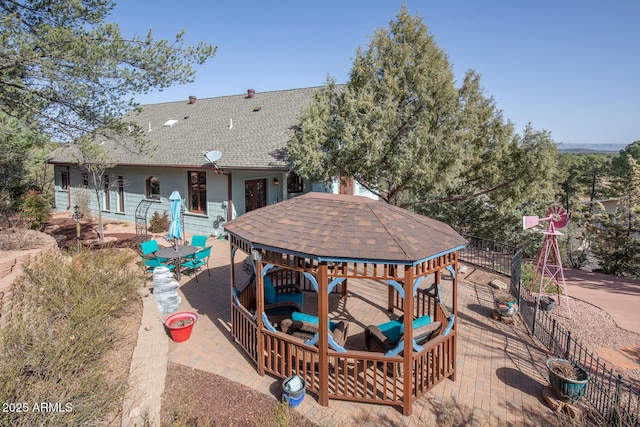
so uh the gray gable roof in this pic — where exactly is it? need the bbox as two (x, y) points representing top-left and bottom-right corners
(50, 87), (322, 170)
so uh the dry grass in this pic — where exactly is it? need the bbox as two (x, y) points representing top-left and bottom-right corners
(0, 248), (144, 426)
(0, 228), (44, 251)
(549, 359), (582, 380)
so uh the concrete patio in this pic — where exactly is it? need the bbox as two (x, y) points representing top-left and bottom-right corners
(153, 237), (567, 426)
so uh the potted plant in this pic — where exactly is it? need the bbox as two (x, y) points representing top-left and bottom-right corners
(547, 358), (589, 402)
(493, 291), (518, 317)
(164, 312), (198, 342)
(539, 296), (556, 311)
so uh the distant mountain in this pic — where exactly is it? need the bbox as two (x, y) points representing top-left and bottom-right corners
(557, 143), (627, 154)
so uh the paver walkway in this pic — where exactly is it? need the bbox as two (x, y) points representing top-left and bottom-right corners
(161, 239), (563, 426)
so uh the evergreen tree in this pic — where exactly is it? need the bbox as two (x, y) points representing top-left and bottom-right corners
(288, 6), (556, 237)
(0, 0), (216, 216)
(589, 155), (640, 277)
(611, 140), (640, 191)
(1, 0), (216, 142)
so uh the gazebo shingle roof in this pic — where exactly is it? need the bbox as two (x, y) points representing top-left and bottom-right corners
(224, 192), (467, 263)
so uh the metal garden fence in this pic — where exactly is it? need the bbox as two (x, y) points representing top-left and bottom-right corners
(460, 234), (640, 426)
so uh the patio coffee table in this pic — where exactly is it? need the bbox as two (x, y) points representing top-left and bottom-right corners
(156, 245), (197, 280)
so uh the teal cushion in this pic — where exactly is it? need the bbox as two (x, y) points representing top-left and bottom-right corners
(377, 320), (403, 344)
(397, 315), (432, 337)
(263, 276), (276, 305)
(275, 292), (304, 308)
(291, 312), (338, 331)
(412, 315), (432, 329)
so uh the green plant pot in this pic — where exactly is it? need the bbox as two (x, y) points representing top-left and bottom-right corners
(547, 358), (589, 402)
(539, 296), (556, 311)
(494, 297), (518, 317)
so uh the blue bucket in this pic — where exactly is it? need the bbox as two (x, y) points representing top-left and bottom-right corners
(282, 391), (305, 407)
(282, 375), (305, 407)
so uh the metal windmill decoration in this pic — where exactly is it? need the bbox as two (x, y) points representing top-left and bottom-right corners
(523, 205), (571, 317)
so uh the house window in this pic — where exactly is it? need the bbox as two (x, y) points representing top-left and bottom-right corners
(287, 172), (303, 194)
(146, 176), (160, 199)
(103, 175), (110, 211)
(188, 171), (207, 214)
(116, 176), (124, 213)
(60, 170), (70, 191)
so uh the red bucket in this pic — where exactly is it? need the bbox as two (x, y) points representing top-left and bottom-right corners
(165, 312), (198, 342)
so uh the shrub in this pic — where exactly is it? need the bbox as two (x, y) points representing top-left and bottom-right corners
(18, 190), (50, 230)
(0, 248), (144, 426)
(148, 211), (169, 233)
(520, 261), (561, 295)
(74, 187), (92, 220)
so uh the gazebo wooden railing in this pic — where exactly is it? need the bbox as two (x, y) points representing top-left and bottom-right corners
(224, 192), (467, 415)
(231, 279), (455, 410)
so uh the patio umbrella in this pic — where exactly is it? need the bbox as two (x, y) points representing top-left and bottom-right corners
(167, 190), (182, 248)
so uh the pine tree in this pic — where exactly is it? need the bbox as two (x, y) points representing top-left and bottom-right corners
(288, 6), (556, 238)
(1, 0), (216, 143)
(589, 155), (640, 277)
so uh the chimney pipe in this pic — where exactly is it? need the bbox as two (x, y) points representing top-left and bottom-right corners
(188, 95), (197, 104)
(247, 89), (255, 98)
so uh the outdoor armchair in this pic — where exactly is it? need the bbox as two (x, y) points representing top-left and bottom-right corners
(141, 239), (159, 256)
(364, 315), (442, 355)
(180, 246), (212, 282)
(263, 301), (302, 328)
(281, 316), (350, 349)
(142, 257), (175, 273)
(263, 275), (304, 310)
(140, 239), (172, 262)
(281, 315), (350, 370)
(189, 235), (208, 248)
(140, 239), (174, 272)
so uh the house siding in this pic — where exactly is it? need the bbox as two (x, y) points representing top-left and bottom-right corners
(53, 164), (291, 238)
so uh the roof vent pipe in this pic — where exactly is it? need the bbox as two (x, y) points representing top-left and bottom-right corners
(188, 95), (197, 104)
(247, 89), (255, 98)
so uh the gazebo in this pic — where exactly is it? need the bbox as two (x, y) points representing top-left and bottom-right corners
(224, 192), (467, 415)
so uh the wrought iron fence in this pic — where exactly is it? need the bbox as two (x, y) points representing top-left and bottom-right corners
(459, 233), (517, 277)
(461, 234), (640, 426)
(519, 286), (639, 426)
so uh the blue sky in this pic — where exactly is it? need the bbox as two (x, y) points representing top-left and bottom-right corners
(109, 1), (639, 146)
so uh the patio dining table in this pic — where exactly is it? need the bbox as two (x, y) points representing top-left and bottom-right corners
(156, 245), (198, 280)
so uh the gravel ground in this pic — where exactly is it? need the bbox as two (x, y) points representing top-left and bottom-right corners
(544, 295), (640, 386)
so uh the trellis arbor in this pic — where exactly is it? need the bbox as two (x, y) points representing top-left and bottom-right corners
(224, 192), (467, 415)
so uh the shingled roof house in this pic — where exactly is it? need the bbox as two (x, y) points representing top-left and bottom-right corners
(48, 87), (376, 237)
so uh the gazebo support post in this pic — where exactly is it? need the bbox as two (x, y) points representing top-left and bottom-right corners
(434, 270), (441, 315)
(387, 284), (394, 312)
(452, 257), (459, 381)
(402, 265), (415, 416)
(255, 257), (265, 377)
(317, 263), (330, 407)
(230, 247), (237, 299)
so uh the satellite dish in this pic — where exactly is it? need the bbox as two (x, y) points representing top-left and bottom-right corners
(203, 150), (222, 164)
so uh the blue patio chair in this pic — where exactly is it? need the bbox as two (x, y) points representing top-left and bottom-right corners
(142, 257), (175, 273)
(141, 239), (159, 256)
(190, 235), (208, 248)
(140, 239), (170, 262)
(180, 246), (212, 282)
